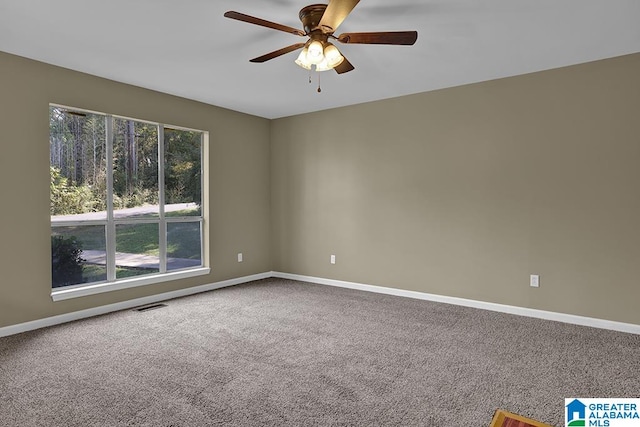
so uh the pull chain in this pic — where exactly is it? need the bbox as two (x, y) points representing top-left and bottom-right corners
(303, 69), (322, 93)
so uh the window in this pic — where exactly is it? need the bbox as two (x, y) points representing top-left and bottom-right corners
(50, 105), (207, 299)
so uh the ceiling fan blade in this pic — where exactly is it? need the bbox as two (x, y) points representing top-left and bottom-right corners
(334, 56), (355, 74)
(250, 43), (307, 63)
(337, 31), (418, 45)
(319, 0), (361, 33)
(224, 11), (305, 37)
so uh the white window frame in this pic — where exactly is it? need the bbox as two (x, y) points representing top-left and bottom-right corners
(50, 105), (209, 302)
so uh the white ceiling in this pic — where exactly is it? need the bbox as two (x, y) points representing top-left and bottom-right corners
(1, 0), (639, 119)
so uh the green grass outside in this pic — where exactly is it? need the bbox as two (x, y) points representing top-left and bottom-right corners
(82, 264), (158, 283)
(115, 266), (160, 279)
(116, 223), (159, 255)
(52, 208), (201, 259)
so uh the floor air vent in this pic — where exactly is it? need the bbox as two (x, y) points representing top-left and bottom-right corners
(134, 303), (167, 312)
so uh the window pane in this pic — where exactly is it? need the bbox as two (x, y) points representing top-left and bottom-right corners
(167, 222), (202, 271)
(113, 118), (159, 219)
(50, 106), (107, 221)
(165, 128), (202, 217)
(115, 223), (159, 278)
(50, 105), (205, 291)
(52, 225), (107, 287)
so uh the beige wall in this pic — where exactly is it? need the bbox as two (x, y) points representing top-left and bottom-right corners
(2, 50), (639, 329)
(271, 53), (640, 325)
(0, 52), (271, 328)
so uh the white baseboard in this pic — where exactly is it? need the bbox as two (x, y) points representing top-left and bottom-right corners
(3, 271), (638, 338)
(272, 272), (640, 335)
(0, 272), (271, 338)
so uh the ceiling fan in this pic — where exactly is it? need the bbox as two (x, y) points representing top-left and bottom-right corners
(224, 0), (418, 75)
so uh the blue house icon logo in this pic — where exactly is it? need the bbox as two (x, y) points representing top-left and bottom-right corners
(566, 399), (587, 426)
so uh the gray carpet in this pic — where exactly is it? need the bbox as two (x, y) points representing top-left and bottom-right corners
(1, 278), (638, 426)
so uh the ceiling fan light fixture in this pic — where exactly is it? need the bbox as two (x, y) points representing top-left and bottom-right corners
(323, 43), (344, 68)
(295, 47), (312, 70)
(315, 57), (333, 72)
(307, 40), (325, 64)
(224, 2), (418, 78)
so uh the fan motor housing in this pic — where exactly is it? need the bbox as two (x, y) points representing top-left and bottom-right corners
(299, 4), (329, 35)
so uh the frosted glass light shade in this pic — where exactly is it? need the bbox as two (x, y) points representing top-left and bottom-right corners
(295, 48), (312, 70)
(315, 57), (332, 72)
(323, 44), (344, 68)
(307, 40), (324, 64)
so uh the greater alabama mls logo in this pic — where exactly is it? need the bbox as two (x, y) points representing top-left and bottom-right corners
(565, 398), (640, 427)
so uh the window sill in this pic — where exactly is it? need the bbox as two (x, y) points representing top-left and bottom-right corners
(51, 267), (211, 302)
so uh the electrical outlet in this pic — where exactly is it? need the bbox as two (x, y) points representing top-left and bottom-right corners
(530, 274), (540, 288)
(237, 253), (243, 263)
(330, 254), (336, 265)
